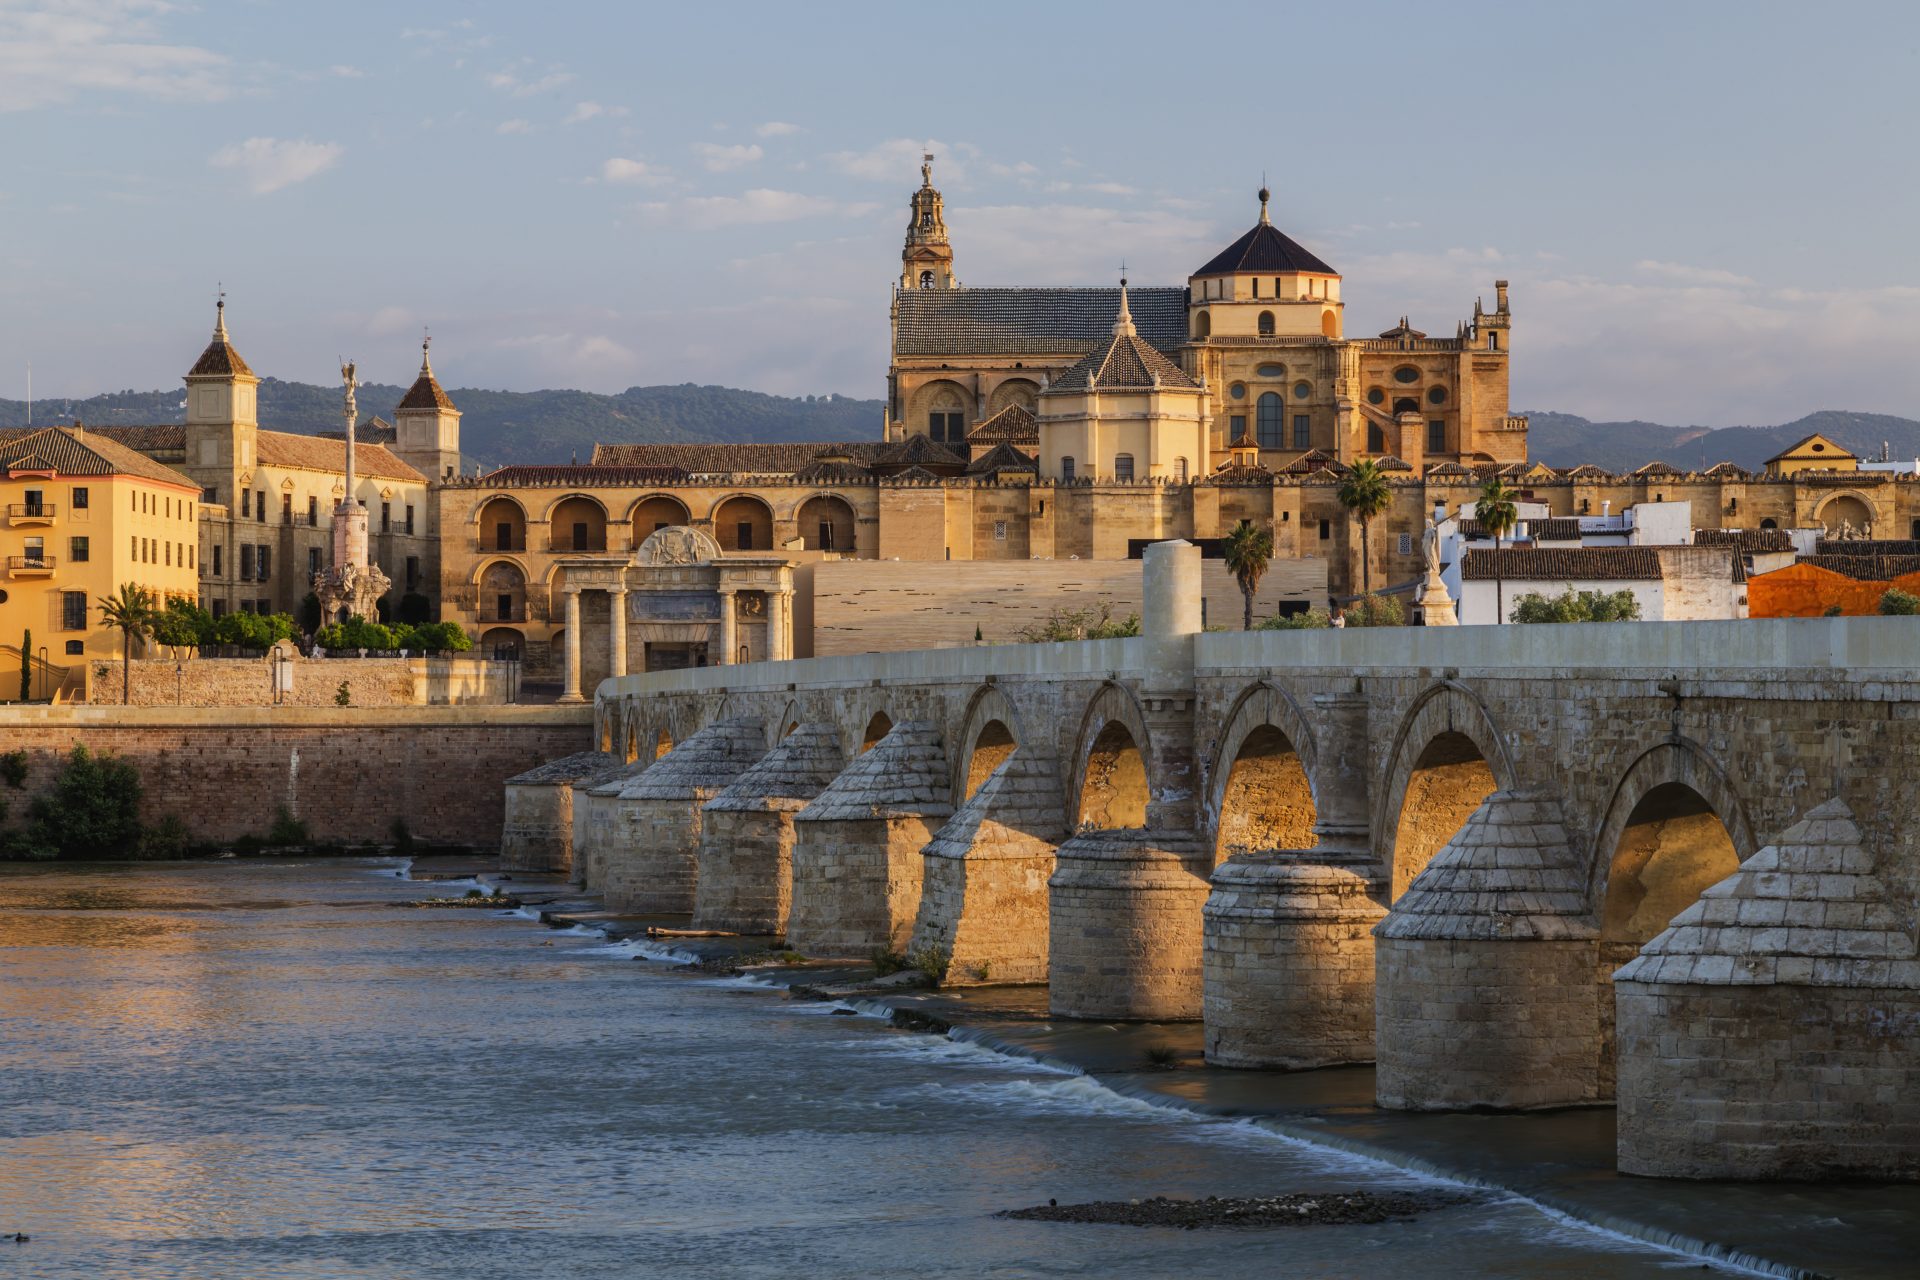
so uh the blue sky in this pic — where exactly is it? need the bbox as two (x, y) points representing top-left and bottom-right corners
(2, 0), (1916, 426)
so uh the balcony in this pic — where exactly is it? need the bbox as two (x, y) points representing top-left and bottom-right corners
(8, 555), (56, 576)
(7, 504), (56, 527)
(474, 537), (526, 554)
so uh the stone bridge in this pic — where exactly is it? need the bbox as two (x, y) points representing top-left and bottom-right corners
(512, 543), (1920, 1182)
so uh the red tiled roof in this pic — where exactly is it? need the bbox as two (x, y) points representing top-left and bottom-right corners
(1461, 547), (1664, 582)
(256, 430), (424, 483)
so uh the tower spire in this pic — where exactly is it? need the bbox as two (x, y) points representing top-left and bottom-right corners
(214, 285), (228, 340)
(1113, 268), (1135, 337)
(1258, 178), (1271, 226)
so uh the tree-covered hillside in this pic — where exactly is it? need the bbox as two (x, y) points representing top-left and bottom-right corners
(1526, 409), (1920, 473)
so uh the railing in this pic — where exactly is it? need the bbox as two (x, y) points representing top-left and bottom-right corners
(474, 537), (525, 553)
(7, 555), (56, 571)
(6, 504), (55, 520)
(546, 538), (609, 553)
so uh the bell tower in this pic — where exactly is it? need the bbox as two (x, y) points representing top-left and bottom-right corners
(899, 154), (956, 291)
(182, 294), (259, 505)
(393, 335), (463, 483)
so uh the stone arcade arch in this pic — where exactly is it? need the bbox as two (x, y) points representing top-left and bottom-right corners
(1207, 682), (1319, 861)
(1067, 682), (1154, 833)
(476, 495), (528, 552)
(711, 494), (774, 552)
(795, 493), (857, 553)
(629, 494), (691, 542)
(474, 559), (528, 625)
(546, 494), (609, 552)
(1374, 682), (1515, 901)
(1814, 491), (1875, 536)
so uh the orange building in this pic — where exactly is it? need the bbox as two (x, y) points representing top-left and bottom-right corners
(1747, 557), (1920, 616)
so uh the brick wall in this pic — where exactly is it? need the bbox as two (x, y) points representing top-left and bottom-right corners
(0, 705), (591, 848)
(85, 657), (517, 707)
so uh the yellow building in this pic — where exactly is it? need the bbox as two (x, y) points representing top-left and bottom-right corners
(1763, 432), (1857, 478)
(0, 427), (201, 684)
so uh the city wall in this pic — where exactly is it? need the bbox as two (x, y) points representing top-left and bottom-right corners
(84, 656), (519, 707)
(0, 704), (591, 847)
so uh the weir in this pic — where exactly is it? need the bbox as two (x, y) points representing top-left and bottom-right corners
(525, 544), (1920, 1181)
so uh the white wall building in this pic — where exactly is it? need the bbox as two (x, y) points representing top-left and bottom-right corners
(1456, 545), (1746, 624)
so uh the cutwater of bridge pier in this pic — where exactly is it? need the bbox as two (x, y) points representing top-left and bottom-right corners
(506, 542), (1920, 1182)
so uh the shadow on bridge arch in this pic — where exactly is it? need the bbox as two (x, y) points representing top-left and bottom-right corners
(1069, 683), (1152, 831)
(1208, 682), (1319, 863)
(1375, 682), (1516, 901)
(953, 683), (1026, 802)
(1589, 738), (1752, 1095)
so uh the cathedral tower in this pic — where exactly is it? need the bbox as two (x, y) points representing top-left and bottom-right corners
(393, 336), (462, 483)
(900, 154), (955, 291)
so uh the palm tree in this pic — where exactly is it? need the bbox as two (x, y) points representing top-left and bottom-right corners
(1336, 459), (1392, 598)
(97, 583), (157, 705)
(1221, 518), (1274, 630)
(1475, 478), (1520, 624)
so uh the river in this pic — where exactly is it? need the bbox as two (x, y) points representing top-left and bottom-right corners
(0, 859), (1741, 1278)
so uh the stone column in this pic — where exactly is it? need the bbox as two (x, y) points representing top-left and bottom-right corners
(608, 587), (629, 679)
(774, 589), (793, 661)
(558, 585), (584, 703)
(717, 588), (737, 665)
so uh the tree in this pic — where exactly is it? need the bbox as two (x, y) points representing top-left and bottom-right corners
(1221, 519), (1275, 630)
(1511, 588), (1643, 623)
(24, 745), (144, 859)
(96, 584), (157, 705)
(1475, 478), (1520, 625)
(1336, 459), (1392, 597)
(1345, 594), (1406, 628)
(1879, 587), (1920, 615)
(1014, 603), (1140, 642)
(19, 628), (29, 702)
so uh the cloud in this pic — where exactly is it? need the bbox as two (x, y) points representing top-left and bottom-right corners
(485, 65), (574, 97)
(0, 0), (229, 111)
(328, 64), (365, 79)
(693, 142), (763, 172)
(565, 100), (628, 124)
(208, 137), (344, 195)
(496, 118), (533, 136)
(1633, 259), (1758, 288)
(643, 188), (857, 227)
(755, 121), (801, 137)
(954, 201), (1213, 285)
(600, 157), (669, 186)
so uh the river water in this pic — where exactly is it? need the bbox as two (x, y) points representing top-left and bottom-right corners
(0, 860), (1736, 1278)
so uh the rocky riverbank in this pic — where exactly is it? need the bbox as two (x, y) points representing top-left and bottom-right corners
(1000, 1190), (1474, 1230)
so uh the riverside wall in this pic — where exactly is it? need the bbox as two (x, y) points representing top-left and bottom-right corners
(0, 704), (592, 847)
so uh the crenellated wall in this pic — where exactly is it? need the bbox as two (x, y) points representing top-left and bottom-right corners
(560, 545), (1920, 1181)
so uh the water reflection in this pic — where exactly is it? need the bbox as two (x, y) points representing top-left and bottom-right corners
(0, 861), (1707, 1279)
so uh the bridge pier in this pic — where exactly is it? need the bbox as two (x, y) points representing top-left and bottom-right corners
(1049, 829), (1210, 1020)
(693, 722), (846, 936)
(500, 751), (616, 873)
(1615, 799), (1920, 1179)
(572, 761), (647, 889)
(1374, 791), (1600, 1110)
(911, 749), (1063, 985)
(604, 718), (766, 914)
(788, 721), (952, 957)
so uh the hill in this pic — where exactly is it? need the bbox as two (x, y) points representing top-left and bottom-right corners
(0, 381), (888, 471)
(1526, 409), (1920, 473)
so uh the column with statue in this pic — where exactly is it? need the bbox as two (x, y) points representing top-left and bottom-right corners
(1418, 503), (1459, 626)
(311, 360), (391, 626)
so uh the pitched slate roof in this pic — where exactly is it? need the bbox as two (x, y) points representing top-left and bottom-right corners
(591, 442), (889, 472)
(1521, 516), (1582, 541)
(881, 433), (967, 468)
(1374, 792), (1591, 942)
(794, 721), (951, 822)
(967, 403), (1038, 445)
(965, 441), (1037, 475)
(1460, 546), (1664, 582)
(618, 717), (766, 801)
(1046, 300), (1201, 394)
(1192, 202), (1338, 278)
(0, 427), (198, 488)
(894, 286), (1189, 357)
(703, 722), (847, 814)
(1813, 538), (1920, 558)
(396, 344), (458, 413)
(256, 430), (425, 483)
(506, 751), (619, 786)
(1697, 527), (1794, 552)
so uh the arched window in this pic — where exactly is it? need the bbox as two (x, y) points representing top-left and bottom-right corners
(1257, 310), (1275, 337)
(1173, 456), (1189, 482)
(1393, 397), (1419, 417)
(919, 270), (934, 289)
(1114, 453), (1135, 481)
(1061, 456), (1076, 482)
(1759, 518), (1778, 530)
(1193, 310), (1211, 339)
(1256, 392), (1283, 448)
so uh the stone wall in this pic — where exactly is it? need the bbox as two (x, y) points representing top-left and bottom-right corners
(0, 704), (591, 847)
(85, 656), (518, 707)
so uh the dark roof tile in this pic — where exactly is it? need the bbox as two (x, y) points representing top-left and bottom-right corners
(1461, 546), (1666, 581)
(894, 286), (1188, 357)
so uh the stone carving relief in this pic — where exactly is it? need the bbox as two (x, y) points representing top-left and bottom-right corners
(636, 524), (722, 566)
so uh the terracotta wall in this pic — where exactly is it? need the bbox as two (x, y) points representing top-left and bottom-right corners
(1747, 563), (1920, 617)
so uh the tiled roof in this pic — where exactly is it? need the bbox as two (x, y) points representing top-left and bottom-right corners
(1813, 538), (1920, 558)
(1633, 460), (1681, 476)
(967, 403), (1038, 444)
(1372, 454), (1414, 472)
(0, 427), (198, 488)
(1205, 459), (1274, 484)
(591, 442), (889, 472)
(881, 433), (967, 468)
(1522, 516), (1582, 541)
(791, 459), (875, 484)
(1796, 554), (1920, 582)
(1046, 319), (1200, 393)
(1702, 461), (1752, 478)
(894, 286), (1189, 357)
(884, 465), (947, 484)
(1192, 213), (1338, 277)
(1425, 461), (1473, 477)
(256, 430), (425, 483)
(1698, 527), (1794, 552)
(1561, 463), (1613, 479)
(1460, 546), (1664, 581)
(187, 337), (254, 378)
(54, 424), (189, 454)
(1277, 448), (1345, 476)
(478, 465), (691, 488)
(965, 441), (1037, 475)
(317, 418), (398, 445)
(397, 370), (457, 412)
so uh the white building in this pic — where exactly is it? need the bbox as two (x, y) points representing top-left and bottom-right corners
(1456, 545), (1746, 624)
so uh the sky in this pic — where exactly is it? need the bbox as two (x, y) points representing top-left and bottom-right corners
(1, 0), (1917, 427)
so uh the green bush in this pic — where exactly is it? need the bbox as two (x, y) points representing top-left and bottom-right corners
(1015, 603), (1141, 642)
(870, 947), (907, 976)
(907, 943), (951, 986)
(265, 806), (309, 846)
(138, 814), (191, 860)
(152, 598), (213, 650)
(0, 750), (28, 789)
(316, 615), (395, 652)
(209, 610), (294, 651)
(334, 680), (352, 707)
(1511, 588), (1644, 624)
(1259, 607), (1331, 630)
(1879, 588), (1920, 616)
(1345, 594), (1405, 628)
(25, 746), (143, 859)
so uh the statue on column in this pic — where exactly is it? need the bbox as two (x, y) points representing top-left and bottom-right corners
(1417, 504), (1459, 627)
(311, 359), (391, 627)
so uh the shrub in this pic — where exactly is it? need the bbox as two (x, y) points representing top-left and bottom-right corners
(138, 813), (191, 860)
(907, 942), (951, 986)
(1511, 588), (1643, 624)
(870, 947), (908, 976)
(1016, 603), (1141, 642)
(416, 621), (473, 653)
(316, 616), (395, 652)
(25, 746), (143, 859)
(1344, 594), (1405, 628)
(1879, 588), (1920, 616)
(1259, 607), (1331, 630)
(265, 806), (309, 847)
(0, 750), (28, 789)
(151, 599), (211, 651)
(1822, 604), (1845, 617)
(334, 680), (352, 707)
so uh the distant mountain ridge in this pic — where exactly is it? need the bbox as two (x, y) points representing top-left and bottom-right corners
(3, 380), (1914, 475)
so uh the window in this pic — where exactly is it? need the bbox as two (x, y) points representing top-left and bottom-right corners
(1318, 518), (1331, 540)
(1293, 381), (1311, 400)
(405, 504), (415, 535)
(1428, 386), (1448, 405)
(241, 490), (250, 518)
(24, 537), (44, 565)
(1427, 419), (1447, 453)
(65, 640), (82, 655)
(927, 411), (965, 442)
(203, 485), (218, 504)
(282, 493), (292, 523)
(188, 547), (194, 570)
(1393, 397), (1418, 417)
(381, 501), (392, 533)
(1367, 388), (1384, 406)
(1113, 453), (1135, 481)
(258, 545), (270, 579)
(1060, 456), (1075, 482)
(1397, 533), (1414, 556)
(1367, 423), (1385, 452)
(497, 592), (513, 620)
(993, 520), (1007, 541)
(61, 591), (86, 631)
(1255, 364), (1284, 377)
(1173, 457), (1189, 482)
(70, 536), (89, 562)
(919, 269), (934, 289)
(130, 535), (138, 559)
(257, 491), (266, 523)
(495, 521), (514, 551)
(571, 521), (588, 550)
(212, 545), (221, 576)
(71, 487), (87, 510)
(1393, 365), (1420, 384)
(1293, 414), (1311, 449)
(1228, 383), (1246, 400)
(736, 521), (754, 550)
(308, 496), (318, 526)
(1251, 277), (1259, 298)
(1489, 331), (1499, 350)
(308, 548), (321, 577)
(1229, 414), (1247, 443)
(23, 489), (42, 514)
(1257, 310), (1275, 336)
(1256, 392), (1283, 448)
(211, 599), (226, 619)
(164, 542), (170, 566)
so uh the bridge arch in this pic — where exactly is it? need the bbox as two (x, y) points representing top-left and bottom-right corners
(1069, 682), (1153, 832)
(1375, 681), (1519, 901)
(952, 683), (1028, 803)
(1207, 681), (1320, 861)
